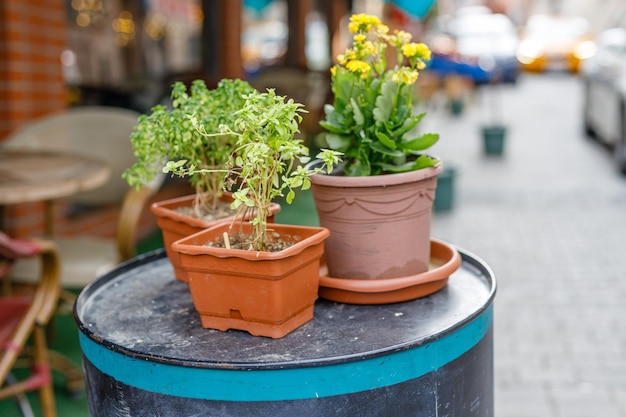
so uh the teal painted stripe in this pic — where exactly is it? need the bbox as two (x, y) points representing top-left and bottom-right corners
(80, 305), (492, 401)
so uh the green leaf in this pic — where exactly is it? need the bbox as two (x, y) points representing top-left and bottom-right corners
(318, 120), (348, 134)
(377, 155), (439, 173)
(345, 150), (371, 176)
(374, 131), (397, 149)
(401, 133), (440, 151)
(373, 80), (397, 123)
(286, 189), (295, 204)
(164, 159), (187, 171)
(391, 117), (420, 138)
(410, 155), (440, 170)
(350, 98), (364, 126)
(370, 141), (403, 157)
(377, 162), (413, 173)
(325, 133), (352, 152)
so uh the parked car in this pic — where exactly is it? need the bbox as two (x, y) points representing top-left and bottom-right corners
(581, 25), (626, 173)
(517, 14), (595, 73)
(426, 10), (520, 84)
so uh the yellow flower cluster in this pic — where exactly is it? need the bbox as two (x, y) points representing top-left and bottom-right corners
(391, 68), (419, 85)
(348, 13), (381, 34)
(333, 13), (432, 86)
(386, 30), (412, 48)
(346, 60), (371, 79)
(402, 42), (432, 61)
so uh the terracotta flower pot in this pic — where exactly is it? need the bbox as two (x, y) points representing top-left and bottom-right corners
(309, 163), (443, 280)
(171, 222), (330, 339)
(151, 194), (280, 282)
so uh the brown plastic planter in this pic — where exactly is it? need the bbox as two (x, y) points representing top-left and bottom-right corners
(172, 222), (329, 338)
(310, 163), (443, 280)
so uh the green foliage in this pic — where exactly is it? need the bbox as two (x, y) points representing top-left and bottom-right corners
(122, 78), (256, 215)
(166, 88), (342, 251)
(320, 13), (440, 176)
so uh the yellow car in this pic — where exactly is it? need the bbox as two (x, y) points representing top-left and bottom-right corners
(516, 14), (596, 73)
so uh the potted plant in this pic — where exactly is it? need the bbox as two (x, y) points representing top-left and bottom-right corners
(481, 73), (508, 156)
(434, 164), (458, 212)
(123, 78), (279, 281)
(311, 13), (446, 296)
(171, 88), (341, 338)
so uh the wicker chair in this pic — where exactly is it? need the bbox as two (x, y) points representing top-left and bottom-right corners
(1, 107), (166, 402)
(1, 106), (165, 289)
(0, 232), (60, 417)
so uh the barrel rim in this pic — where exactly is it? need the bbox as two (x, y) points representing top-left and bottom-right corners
(74, 246), (496, 371)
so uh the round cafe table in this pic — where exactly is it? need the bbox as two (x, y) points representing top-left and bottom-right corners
(0, 149), (110, 232)
(0, 149), (110, 205)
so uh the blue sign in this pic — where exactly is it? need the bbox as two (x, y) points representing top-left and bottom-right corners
(388, 0), (437, 18)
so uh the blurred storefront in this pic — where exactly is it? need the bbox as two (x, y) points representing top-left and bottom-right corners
(0, 0), (355, 237)
(64, 0), (204, 111)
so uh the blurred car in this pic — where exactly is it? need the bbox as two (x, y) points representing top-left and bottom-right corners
(517, 14), (596, 73)
(581, 24), (626, 173)
(426, 10), (520, 84)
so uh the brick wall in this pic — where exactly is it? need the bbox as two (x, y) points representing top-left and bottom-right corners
(0, 0), (67, 137)
(0, 0), (68, 237)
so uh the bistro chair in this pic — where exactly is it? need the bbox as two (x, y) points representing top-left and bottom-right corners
(1, 107), (166, 401)
(2, 106), (166, 290)
(0, 231), (60, 417)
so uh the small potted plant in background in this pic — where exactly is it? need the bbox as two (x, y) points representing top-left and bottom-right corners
(310, 13), (454, 303)
(480, 67), (508, 156)
(171, 88), (341, 338)
(123, 78), (280, 282)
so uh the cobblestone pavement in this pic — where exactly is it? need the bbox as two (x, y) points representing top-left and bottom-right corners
(424, 73), (626, 417)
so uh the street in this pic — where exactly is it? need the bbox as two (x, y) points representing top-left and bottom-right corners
(425, 73), (626, 416)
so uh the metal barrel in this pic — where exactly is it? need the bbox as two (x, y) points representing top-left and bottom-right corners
(75, 248), (496, 417)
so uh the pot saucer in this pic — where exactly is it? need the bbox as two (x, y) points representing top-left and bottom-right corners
(318, 239), (461, 305)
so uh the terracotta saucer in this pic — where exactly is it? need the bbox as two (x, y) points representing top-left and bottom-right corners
(318, 239), (461, 305)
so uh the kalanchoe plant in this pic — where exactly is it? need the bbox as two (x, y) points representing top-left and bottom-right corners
(166, 88), (342, 251)
(123, 78), (256, 217)
(320, 13), (440, 176)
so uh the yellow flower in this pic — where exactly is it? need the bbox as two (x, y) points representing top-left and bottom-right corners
(415, 43), (430, 61)
(392, 68), (419, 85)
(349, 13), (381, 33)
(330, 65), (337, 76)
(363, 41), (376, 56)
(337, 54), (347, 65)
(401, 43), (432, 71)
(405, 70), (419, 85)
(353, 34), (366, 44)
(376, 24), (389, 35)
(396, 30), (412, 44)
(346, 60), (370, 73)
(402, 43), (419, 58)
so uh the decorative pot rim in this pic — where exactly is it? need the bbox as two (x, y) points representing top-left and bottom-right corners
(308, 161), (443, 188)
(172, 222), (330, 261)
